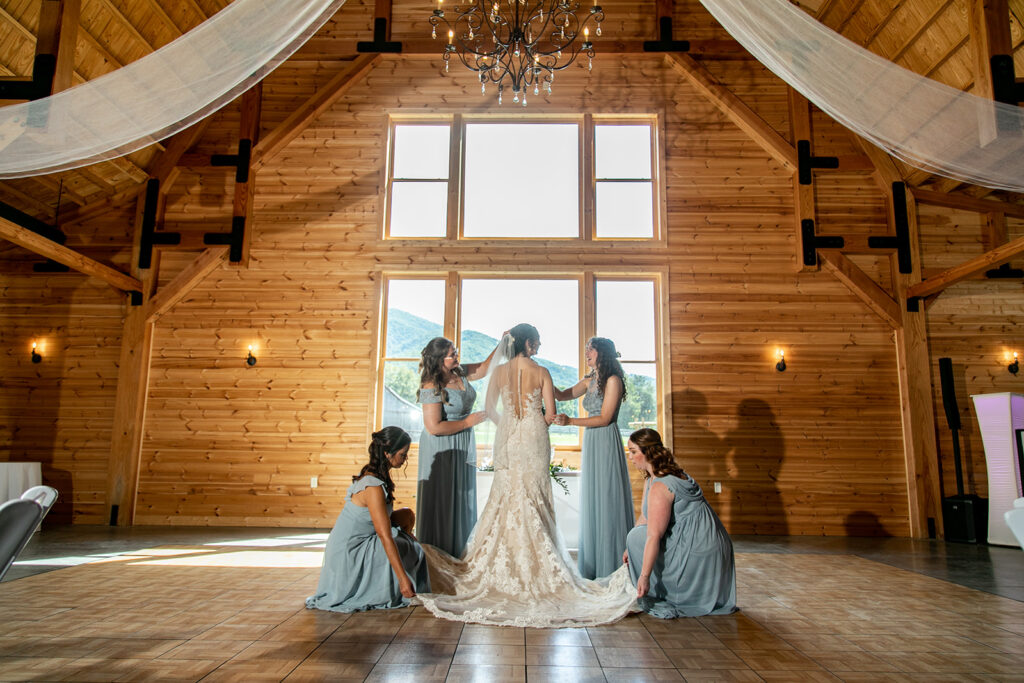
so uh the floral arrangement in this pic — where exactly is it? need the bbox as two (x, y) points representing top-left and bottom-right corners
(478, 456), (577, 496)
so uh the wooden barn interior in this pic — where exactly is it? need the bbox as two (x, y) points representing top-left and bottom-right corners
(1, 0), (1023, 681)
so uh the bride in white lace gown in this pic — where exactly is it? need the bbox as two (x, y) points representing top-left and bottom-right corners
(417, 324), (637, 627)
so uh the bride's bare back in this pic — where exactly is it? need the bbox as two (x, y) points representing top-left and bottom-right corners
(486, 355), (556, 422)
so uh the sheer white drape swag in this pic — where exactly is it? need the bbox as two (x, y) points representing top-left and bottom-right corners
(699, 0), (1024, 192)
(0, 0), (345, 179)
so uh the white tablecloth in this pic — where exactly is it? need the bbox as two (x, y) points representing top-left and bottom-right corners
(1, 462), (42, 503)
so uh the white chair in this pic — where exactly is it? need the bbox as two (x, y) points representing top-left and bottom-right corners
(1006, 497), (1024, 551)
(0, 485), (58, 581)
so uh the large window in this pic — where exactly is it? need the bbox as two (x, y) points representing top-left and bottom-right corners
(384, 116), (661, 240)
(376, 273), (665, 459)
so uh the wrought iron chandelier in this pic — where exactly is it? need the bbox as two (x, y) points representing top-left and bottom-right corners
(430, 1), (605, 106)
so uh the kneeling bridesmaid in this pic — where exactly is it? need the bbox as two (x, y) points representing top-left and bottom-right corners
(624, 428), (736, 618)
(306, 426), (430, 613)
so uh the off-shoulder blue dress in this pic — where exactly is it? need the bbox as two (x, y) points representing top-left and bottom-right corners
(578, 378), (635, 579)
(626, 474), (737, 618)
(306, 476), (430, 613)
(416, 384), (478, 557)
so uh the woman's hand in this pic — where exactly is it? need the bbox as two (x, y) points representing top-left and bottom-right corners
(622, 549), (629, 565)
(399, 576), (416, 598)
(467, 411), (487, 427)
(637, 574), (649, 598)
(552, 413), (570, 426)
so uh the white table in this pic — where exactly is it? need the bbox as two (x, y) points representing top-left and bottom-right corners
(1, 462), (42, 503)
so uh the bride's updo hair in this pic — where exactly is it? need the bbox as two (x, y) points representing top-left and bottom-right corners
(508, 323), (539, 357)
(355, 426), (411, 502)
(587, 336), (627, 400)
(629, 428), (686, 480)
(420, 337), (465, 403)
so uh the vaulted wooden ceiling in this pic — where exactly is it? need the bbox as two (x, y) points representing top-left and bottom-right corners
(1, 0), (1023, 227)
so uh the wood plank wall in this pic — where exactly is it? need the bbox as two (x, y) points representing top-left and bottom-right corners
(127, 52), (912, 535)
(0, 204), (133, 523)
(2, 4), (1018, 535)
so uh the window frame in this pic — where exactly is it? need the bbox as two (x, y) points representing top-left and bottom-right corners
(383, 113), (665, 243)
(372, 270), (671, 453)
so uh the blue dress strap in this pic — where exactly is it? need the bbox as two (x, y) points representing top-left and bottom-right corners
(349, 475), (386, 496)
(418, 388), (444, 404)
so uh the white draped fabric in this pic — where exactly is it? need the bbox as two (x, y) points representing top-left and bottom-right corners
(0, 0), (345, 179)
(700, 0), (1024, 192)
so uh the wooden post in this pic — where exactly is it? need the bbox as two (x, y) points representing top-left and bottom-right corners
(234, 83), (262, 266)
(789, 88), (816, 273)
(890, 184), (943, 538)
(968, 0), (1012, 145)
(36, 0), (80, 94)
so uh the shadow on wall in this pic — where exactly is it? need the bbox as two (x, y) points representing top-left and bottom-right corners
(725, 398), (788, 535)
(844, 510), (892, 537)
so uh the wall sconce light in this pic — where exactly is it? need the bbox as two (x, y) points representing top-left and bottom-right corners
(775, 348), (786, 372)
(1010, 351), (1019, 376)
(246, 345), (257, 367)
(30, 341), (41, 364)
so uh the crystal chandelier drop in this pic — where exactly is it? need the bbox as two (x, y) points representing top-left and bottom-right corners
(430, 1), (604, 106)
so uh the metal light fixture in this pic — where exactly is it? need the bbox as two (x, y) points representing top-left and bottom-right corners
(775, 348), (786, 372)
(30, 341), (41, 364)
(246, 344), (257, 367)
(1010, 351), (1019, 375)
(430, 0), (604, 106)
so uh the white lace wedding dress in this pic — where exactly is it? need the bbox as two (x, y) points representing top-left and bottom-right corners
(417, 360), (637, 628)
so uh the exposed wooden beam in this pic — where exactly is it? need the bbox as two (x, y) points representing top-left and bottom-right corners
(911, 186), (1024, 218)
(95, 0), (154, 52)
(907, 233), (1024, 298)
(0, 216), (141, 292)
(253, 54), (379, 171)
(789, 87), (817, 273)
(36, 0), (80, 94)
(145, 247), (227, 323)
(666, 53), (797, 171)
(294, 38), (746, 60)
(968, 0), (1013, 144)
(820, 251), (901, 329)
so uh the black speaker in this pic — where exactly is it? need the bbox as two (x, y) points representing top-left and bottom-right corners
(942, 495), (988, 544)
(938, 357), (961, 430)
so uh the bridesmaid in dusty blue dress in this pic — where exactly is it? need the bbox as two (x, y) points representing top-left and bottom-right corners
(416, 336), (502, 558)
(553, 337), (634, 579)
(624, 428), (737, 617)
(307, 427), (430, 613)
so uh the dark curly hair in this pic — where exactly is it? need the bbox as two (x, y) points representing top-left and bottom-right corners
(354, 426), (411, 502)
(509, 323), (540, 358)
(629, 428), (685, 480)
(419, 337), (465, 404)
(587, 337), (627, 401)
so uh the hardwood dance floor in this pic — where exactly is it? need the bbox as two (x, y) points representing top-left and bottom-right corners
(1, 534), (1022, 682)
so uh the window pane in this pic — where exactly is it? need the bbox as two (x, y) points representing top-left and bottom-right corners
(621, 362), (658, 435)
(596, 280), (655, 360)
(393, 125), (450, 179)
(389, 181), (448, 237)
(385, 279), (445, 357)
(383, 361), (424, 442)
(460, 278), (580, 445)
(596, 181), (653, 238)
(464, 123), (579, 237)
(595, 125), (652, 179)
